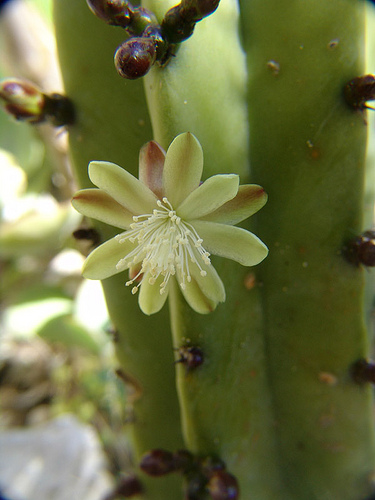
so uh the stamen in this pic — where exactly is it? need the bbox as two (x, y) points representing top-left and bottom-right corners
(115, 197), (210, 296)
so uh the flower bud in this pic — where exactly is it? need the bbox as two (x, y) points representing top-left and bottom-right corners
(86, 0), (132, 27)
(181, 0), (220, 21)
(206, 471), (239, 500)
(161, 5), (196, 43)
(0, 78), (45, 123)
(0, 78), (75, 126)
(139, 449), (177, 476)
(114, 37), (156, 79)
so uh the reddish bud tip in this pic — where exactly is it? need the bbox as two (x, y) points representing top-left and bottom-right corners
(161, 5), (196, 43)
(182, 0), (220, 20)
(86, 0), (132, 27)
(0, 78), (45, 123)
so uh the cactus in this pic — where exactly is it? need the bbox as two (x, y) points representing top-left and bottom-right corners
(2, 0), (375, 498)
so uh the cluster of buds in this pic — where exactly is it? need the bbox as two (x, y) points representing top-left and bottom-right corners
(0, 78), (75, 126)
(86, 0), (220, 79)
(139, 449), (239, 499)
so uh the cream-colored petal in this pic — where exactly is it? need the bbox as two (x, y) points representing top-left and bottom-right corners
(177, 174), (239, 220)
(72, 188), (134, 229)
(200, 185), (268, 225)
(82, 235), (136, 280)
(138, 272), (170, 315)
(187, 253), (225, 303)
(162, 133), (203, 207)
(89, 161), (158, 214)
(138, 140), (166, 199)
(176, 272), (218, 314)
(192, 221), (268, 266)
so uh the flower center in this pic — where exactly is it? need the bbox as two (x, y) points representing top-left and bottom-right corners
(115, 197), (211, 295)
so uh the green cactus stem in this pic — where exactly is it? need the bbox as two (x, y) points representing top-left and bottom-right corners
(53, 1), (185, 497)
(52, 0), (375, 498)
(239, 0), (375, 498)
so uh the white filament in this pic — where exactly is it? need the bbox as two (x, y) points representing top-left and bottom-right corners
(115, 197), (210, 294)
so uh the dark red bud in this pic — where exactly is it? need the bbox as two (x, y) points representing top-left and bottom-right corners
(181, 0), (220, 20)
(86, 0), (132, 27)
(344, 74), (375, 110)
(0, 78), (74, 126)
(161, 5), (196, 43)
(114, 38), (156, 79)
(139, 449), (177, 476)
(0, 78), (45, 123)
(206, 471), (239, 500)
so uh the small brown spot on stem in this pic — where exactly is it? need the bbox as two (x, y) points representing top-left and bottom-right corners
(318, 372), (338, 386)
(266, 60), (280, 75)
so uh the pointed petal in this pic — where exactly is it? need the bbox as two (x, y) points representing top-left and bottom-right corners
(176, 273), (218, 314)
(177, 174), (239, 220)
(138, 272), (170, 315)
(163, 133), (203, 207)
(200, 185), (268, 225)
(192, 221), (269, 266)
(89, 161), (158, 214)
(186, 264), (225, 303)
(138, 141), (166, 199)
(82, 235), (136, 280)
(72, 188), (134, 229)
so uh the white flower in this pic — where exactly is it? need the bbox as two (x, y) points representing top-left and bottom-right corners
(72, 132), (268, 315)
